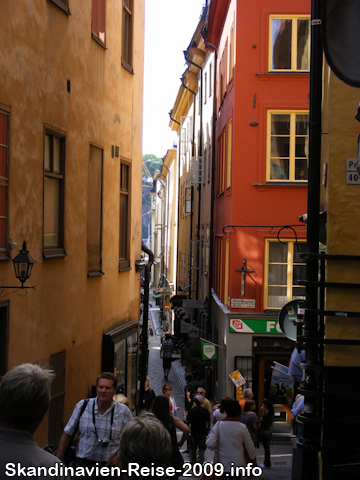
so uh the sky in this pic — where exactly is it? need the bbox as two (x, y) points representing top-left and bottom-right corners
(142, 0), (206, 158)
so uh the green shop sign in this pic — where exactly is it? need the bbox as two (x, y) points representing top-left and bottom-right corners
(230, 318), (283, 335)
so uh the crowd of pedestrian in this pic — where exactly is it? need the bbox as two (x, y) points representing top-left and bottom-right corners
(0, 360), (279, 479)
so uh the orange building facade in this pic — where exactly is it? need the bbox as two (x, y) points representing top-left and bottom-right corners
(203, 0), (310, 413)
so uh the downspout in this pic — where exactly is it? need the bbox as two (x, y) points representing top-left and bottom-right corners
(184, 52), (203, 307)
(139, 244), (154, 412)
(181, 75), (196, 298)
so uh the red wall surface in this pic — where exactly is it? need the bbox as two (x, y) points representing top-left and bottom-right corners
(212, 0), (310, 312)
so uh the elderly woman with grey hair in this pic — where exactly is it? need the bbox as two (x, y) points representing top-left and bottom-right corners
(119, 412), (172, 477)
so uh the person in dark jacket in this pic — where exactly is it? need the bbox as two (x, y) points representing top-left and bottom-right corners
(142, 377), (156, 411)
(186, 395), (210, 465)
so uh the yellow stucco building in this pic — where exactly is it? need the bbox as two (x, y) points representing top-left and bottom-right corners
(0, 0), (144, 447)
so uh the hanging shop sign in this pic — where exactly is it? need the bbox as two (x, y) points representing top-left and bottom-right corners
(229, 369), (246, 388)
(201, 339), (217, 360)
(183, 299), (205, 308)
(230, 318), (283, 334)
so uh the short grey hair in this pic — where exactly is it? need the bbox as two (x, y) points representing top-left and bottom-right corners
(243, 388), (253, 399)
(119, 412), (172, 469)
(0, 363), (54, 431)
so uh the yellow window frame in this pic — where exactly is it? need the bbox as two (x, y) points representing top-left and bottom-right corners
(264, 239), (306, 310)
(268, 15), (311, 72)
(266, 110), (309, 182)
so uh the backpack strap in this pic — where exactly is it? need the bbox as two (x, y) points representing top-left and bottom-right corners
(73, 399), (89, 436)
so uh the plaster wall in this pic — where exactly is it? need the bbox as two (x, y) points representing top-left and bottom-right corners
(0, 0), (145, 444)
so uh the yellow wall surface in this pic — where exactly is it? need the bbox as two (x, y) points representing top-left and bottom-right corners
(0, 0), (144, 444)
(322, 69), (360, 366)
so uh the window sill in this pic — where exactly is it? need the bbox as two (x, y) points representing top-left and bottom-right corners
(48, 0), (70, 15)
(119, 259), (131, 273)
(256, 72), (309, 80)
(253, 182), (307, 187)
(43, 248), (67, 259)
(121, 60), (134, 74)
(87, 271), (105, 277)
(92, 33), (106, 49)
(0, 253), (11, 261)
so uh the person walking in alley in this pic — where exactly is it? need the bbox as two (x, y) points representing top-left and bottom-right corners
(56, 372), (132, 476)
(160, 333), (174, 379)
(187, 394), (210, 465)
(192, 387), (212, 415)
(0, 363), (70, 480)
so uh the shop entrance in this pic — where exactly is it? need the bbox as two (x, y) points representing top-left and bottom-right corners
(253, 336), (294, 423)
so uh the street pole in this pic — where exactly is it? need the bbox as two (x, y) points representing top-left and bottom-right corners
(139, 244), (154, 412)
(301, 0), (322, 478)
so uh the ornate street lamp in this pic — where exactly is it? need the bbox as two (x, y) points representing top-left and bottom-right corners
(0, 241), (35, 295)
(12, 241), (35, 287)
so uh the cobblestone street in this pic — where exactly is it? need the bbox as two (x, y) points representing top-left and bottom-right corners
(146, 296), (295, 479)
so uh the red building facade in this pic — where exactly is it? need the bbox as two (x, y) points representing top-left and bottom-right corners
(203, 0), (310, 415)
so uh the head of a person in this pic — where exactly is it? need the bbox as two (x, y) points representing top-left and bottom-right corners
(162, 383), (172, 398)
(151, 395), (171, 428)
(243, 388), (253, 400)
(0, 363), (54, 434)
(225, 398), (241, 418)
(219, 396), (232, 414)
(96, 372), (117, 403)
(145, 377), (150, 389)
(165, 334), (171, 341)
(196, 387), (206, 397)
(194, 394), (204, 406)
(262, 399), (274, 416)
(184, 384), (192, 395)
(113, 394), (131, 411)
(244, 399), (256, 412)
(119, 412), (172, 472)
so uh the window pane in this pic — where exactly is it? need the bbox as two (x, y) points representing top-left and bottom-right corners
(272, 19), (292, 69)
(0, 146), (7, 178)
(270, 158), (289, 179)
(44, 177), (60, 246)
(293, 242), (307, 262)
(53, 137), (61, 173)
(122, 12), (131, 63)
(269, 242), (287, 263)
(45, 135), (51, 171)
(269, 264), (287, 285)
(292, 286), (306, 299)
(99, 0), (106, 43)
(271, 114), (290, 135)
(293, 265), (306, 285)
(0, 113), (7, 145)
(119, 193), (128, 259)
(0, 186), (6, 248)
(296, 114), (308, 135)
(295, 159), (308, 180)
(271, 136), (290, 157)
(87, 145), (102, 272)
(297, 19), (310, 70)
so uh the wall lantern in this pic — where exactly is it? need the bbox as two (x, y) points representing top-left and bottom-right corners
(0, 242), (35, 296)
(12, 242), (35, 286)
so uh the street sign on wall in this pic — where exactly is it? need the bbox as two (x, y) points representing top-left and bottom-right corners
(230, 318), (283, 334)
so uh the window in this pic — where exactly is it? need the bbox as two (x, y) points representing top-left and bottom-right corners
(269, 16), (310, 72)
(227, 119), (232, 188)
(119, 161), (130, 271)
(87, 144), (103, 275)
(204, 72), (207, 104)
(264, 240), (306, 310)
(92, 0), (106, 46)
(44, 127), (65, 257)
(0, 107), (9, 258)
(267, 111), (308, 181)
(229, 25), (234, 82)
(122, 0), (133, 71)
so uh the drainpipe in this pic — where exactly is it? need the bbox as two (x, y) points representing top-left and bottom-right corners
(139, 244), (154, 412)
